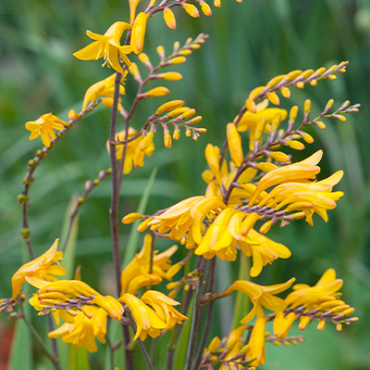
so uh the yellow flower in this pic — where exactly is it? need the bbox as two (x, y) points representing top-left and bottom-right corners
(11, 239), (65, 300)
(224, 278), (295, 324)
(48, 306), (107, 353)
(258, 170), (344, 225)
(285, 269), (345, 310)
(202, 144), (257, 205)
(226, 123), (244, 167)
(249, 150), (323, 206)
(120, 293), (167, 340)
(120, 234), (178, 295)
(147, 196), (226, 248)
(26, 278), (124, 321)
(236, 99), (287, 149)
(82, 72), (127, 110)
(26, 113), (69, 147)
(108, 128), (155, 173)
(141, 290), (188, 329)
(245, 317), (268, 366)
(73, 22), (133, 72)
(194, 208), (290, 274)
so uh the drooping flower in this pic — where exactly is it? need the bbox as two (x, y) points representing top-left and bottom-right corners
(248, 150), (323, 206)
(257, 170), (344, 226)
(147, 196), (226, 248)
(224, 278), (295, 324)
(82, 72), (127, 110)
(141, 290), (188, 329)
(48, 306), (107, 353)
(26, 277), (124, 321)
(120, 293), (167, 340)
(25, 113), (69, 147)
(108, 128), (155, 174)
(120, 234), (178, 295)
(11, 239), (65, 300)
(73, 22), (133, 72)
(236, 99), (287, 149)
(194, 208), (291, 274)
(245, 317), (268, 366)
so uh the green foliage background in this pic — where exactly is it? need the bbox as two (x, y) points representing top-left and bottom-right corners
(0, 0), (370, 369)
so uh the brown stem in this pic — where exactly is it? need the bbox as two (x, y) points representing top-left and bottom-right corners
(20, 99), (102, 259)
(46, 315), (62, 370)
(184, 257), (207, 370)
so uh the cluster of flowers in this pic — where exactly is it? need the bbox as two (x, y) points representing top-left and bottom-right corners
(1, 0), (360, 368)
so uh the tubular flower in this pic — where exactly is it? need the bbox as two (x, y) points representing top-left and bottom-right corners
(194, 209), (290, 274)
(26, 113), (69, 147)
(120, 234), (178, 295)
(11, 239), (65, 300)
(147, 196), (226, 248)
(131, 12), (150, 54)
(245, 317), (268, 367)
(48, 306), (107, 353)
(73, 22), (133, 72)
(26, 278), (124, 321)
(120, 293), (167, 340)
(285, 269), (346, 311)
(236, 99), (288, 150)
(82, 72), (127, 110)
(108, 128), (155, 174)
(224, 278), (295, 324)
(141, 290), (188, 330)
(202, 144), (258, 205)
(257, 170), (344, 226)
(249, 150), (323, 206)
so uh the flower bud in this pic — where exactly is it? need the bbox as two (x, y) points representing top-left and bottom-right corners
(201, 2), (212, 15)
(245, 98), (257, 113)
(269, 151), (290, 163)
(171, 57), (186, 65)
(159, 72), (183, 81)
(145, 87), (170, 98)
(281, 87), (291, 98)
(122, 212), (142, 224)
(156, 100), (184, 115)
(289, 106), (299, 121)
(267, 91), (280, 105)
(288, 140), (305, 150)
(304, 99), (311, 115)
(164, 8), (176, 29)
(129, 62), (141, 81)
(214, 0), (221, 7)
(138, 53), (151, 67)
(164, 131), (172, 148)
(302, 133), (314, 144)
(256, 162), (278, 172)
(134, 147), (145, 168)
(184, 3), (200, 17)
(181, 109), (196, 120)
(140, 131), (154, 151)
(157, 45), (165, 60)
(226, 123), (243, 167)
(168, 107), (190, 118)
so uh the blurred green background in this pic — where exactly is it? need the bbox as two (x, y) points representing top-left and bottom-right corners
(1, 0), (370, 369)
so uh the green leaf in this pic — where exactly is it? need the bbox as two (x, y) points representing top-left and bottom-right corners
(68, 345), (91, 370)
(231, 254), (250, 329)
(174, 295), (195, 367)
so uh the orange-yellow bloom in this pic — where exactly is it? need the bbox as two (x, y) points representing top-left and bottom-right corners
(245, 317), (268, 366)
(48, 306), (107, 353)
(194, 208), (290, 273)
(249, 150), (323, 206)
(147, 196), (226, 248)
(26, 278), (124, 321)
(120, 293), (167, 340)
(73, 22), (133, 72)
(236, 99), (287, 149)
(108, 128), (155, 173)
(26, 114), (69, 147)
(227, 123), (243, 167)
(224, 278), (295, 324)
(121, 234), (178, 295)
(12, 239), (65, 300)
(141, 290), (188, 329)
(82, 72), (127, 110)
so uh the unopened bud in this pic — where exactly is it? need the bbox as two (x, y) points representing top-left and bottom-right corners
(159, 72), (183, 81)
(164, 8), (176, 29)
(164, 131), (172, 148)
(157, 45), (165, 60)
(267, 91), (280, 105)
(289, 106), (299, 121)
(246, 98), (257, 113)
(288, 140), (305, 150)
(68, 109), (80, 120)
(171, 57), (186, 65)
(302, 133), (314, 144)
(304, 99), (311, 115)
(156, 100), (184, 115)
(122, 212), (142, 224)
(184, 3), (199, 17)
(201, 2), (212, 15)
(281, 87), (291, 98)
(145, 87), (170, 98)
